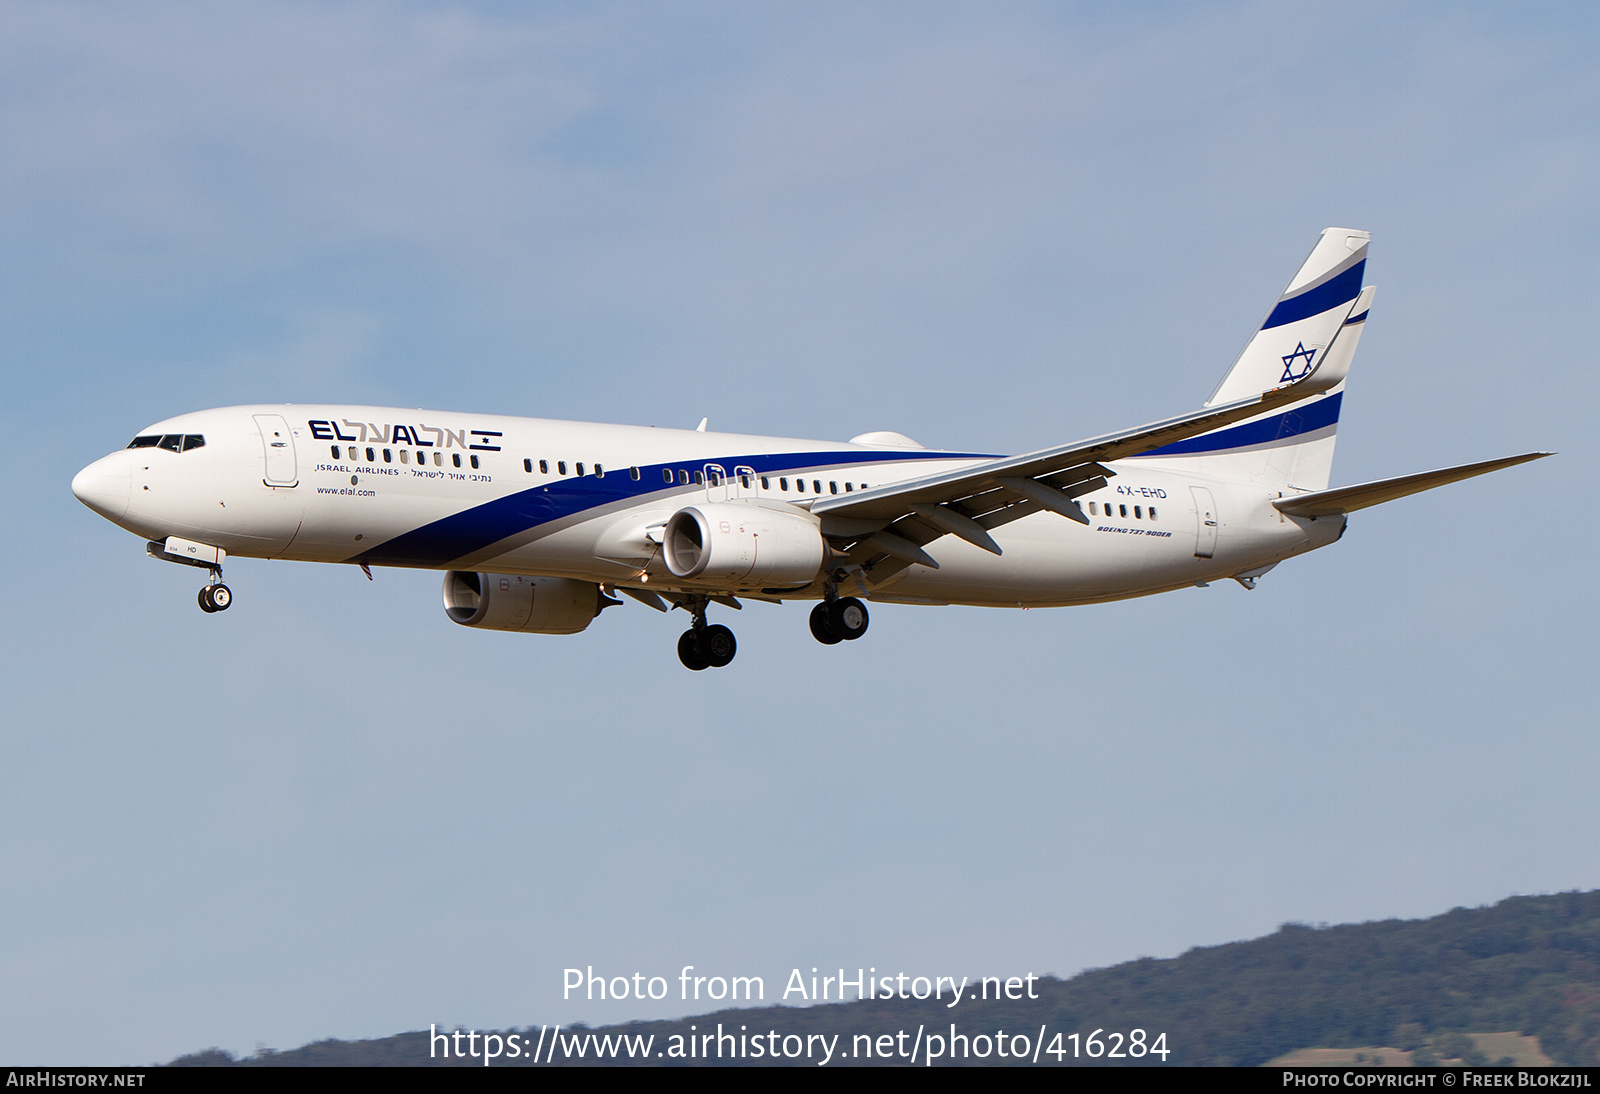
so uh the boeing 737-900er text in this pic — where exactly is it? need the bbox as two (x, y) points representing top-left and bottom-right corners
(73, 229), (1547, 669)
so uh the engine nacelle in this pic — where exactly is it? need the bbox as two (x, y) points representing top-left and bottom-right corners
(663, 502), (824, 586)
(441, 572), (603, 634)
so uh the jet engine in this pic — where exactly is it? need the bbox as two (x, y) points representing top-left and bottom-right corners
(441, 571), (604, 634)
(663, 502), (824, 586)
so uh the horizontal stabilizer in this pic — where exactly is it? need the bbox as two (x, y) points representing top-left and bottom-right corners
(1272, 452), (1551, 518)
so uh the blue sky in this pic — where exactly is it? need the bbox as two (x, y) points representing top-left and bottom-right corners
(1, 1), (1595, 1063)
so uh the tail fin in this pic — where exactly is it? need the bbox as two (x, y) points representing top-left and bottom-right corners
(1207, 228), (1370, 406)
(1131, 229), (1373, 491)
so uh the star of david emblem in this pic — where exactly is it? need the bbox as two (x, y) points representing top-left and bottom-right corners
(1280, 341), (1317, 382)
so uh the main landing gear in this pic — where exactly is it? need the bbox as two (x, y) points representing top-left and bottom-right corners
(809, 596), (869, 645)
(672, 589), (870, 670)
(677, 596), (737, 671)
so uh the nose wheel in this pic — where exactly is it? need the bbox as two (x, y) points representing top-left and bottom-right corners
(198, 579), (232, 613)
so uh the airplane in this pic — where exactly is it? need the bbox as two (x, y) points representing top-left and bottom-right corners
(71, 228), (1547, 670)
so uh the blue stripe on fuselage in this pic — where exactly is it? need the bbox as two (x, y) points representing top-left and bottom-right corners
(1132, 392), (1342, 458)
(1261, 261), (1364, 330)
(354, 448), (987, 567)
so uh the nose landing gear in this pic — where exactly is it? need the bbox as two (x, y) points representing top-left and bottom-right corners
(146, 539), (233, 614)
(676, 596), (737, 670)
(198, 575), (232, 613)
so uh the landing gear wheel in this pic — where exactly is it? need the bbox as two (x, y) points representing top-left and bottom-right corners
(831, 597), (869, 640)
(198, 586), (217, 613)
(208, 584), (232, 611)
(678, 629), (710, 671)
(700, 624), (737, 667)
(809, 603), (843, 645)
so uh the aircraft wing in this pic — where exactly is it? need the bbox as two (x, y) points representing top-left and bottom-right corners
(808, 317), (1364, 585)
(1271, 452), (1551, 518)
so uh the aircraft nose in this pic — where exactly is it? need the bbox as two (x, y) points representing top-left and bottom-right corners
(72, 451), (131, 520)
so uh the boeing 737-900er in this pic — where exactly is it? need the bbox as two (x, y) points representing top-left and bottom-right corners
(73, 228), (1547, 669)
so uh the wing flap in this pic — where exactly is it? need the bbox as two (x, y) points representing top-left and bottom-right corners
(1272, 453), (1551, 517)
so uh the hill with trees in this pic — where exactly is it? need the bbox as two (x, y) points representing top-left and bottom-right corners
(173, 889), (1600, 1066)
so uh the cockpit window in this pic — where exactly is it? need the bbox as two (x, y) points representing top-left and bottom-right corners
(129, 433), (205, 452)
(127, 435), (204, 451)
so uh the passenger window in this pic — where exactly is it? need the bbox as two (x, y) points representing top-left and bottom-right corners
(470, 455), (480, 469)
(679, 470), (690, 485)
(830, 482), (838, 494)
(127, 436), (161, 449)
(1150, 507), (1158, 520)
(662, 469), (673, 483)
(814, 481), (822, 494)
(595, 464), (604, 478)
(524, 459), (533, 473)
(794, 479), (804, 493)
(844, 482), (853, 492)
(558, 461), (567, 475)
(760, 476), (769, 489)
(452, 453), (461, 468)
(367, 447), (376, 461)
(693, 470), (704, 485)
(383, 449), (392, 462)
(1119, 504), (1127, 517)
(1088, 501), (1097, 516)
(417, 451), (425, 464)
(576, 462), (585, 476)
(779, 478), (788, 491)
(433, 452), (442, 466)
(400, 450), (409, 464)
(1134, 505), (1141, 519)
(331, 446), (341, 459)
(630, 467), (641, 481)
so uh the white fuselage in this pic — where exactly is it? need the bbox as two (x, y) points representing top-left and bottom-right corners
(72, 404), (1346, 608)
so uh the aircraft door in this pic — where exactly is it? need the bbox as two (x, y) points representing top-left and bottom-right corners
(704, 463), (728, 503)
(1190, 486), (1218, 559)
(733, 465), (756, 500)
(254, 414), (299, 487)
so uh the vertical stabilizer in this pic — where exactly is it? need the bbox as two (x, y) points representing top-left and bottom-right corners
(1206, 228), (1368, 407)
(1131, 229), (1375, 492)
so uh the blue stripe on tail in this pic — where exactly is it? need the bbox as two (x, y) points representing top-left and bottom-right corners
(1261, 261), (1365, 330)
(1134, 392), (1342, 458)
